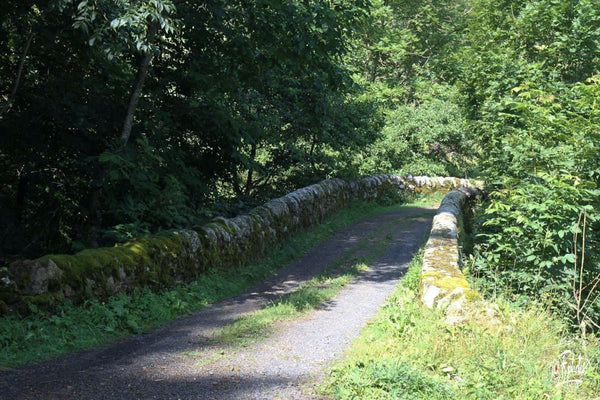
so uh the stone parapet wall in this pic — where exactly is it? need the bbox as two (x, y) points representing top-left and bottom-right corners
(0, 175), (478, 315)
(420, 187), (482, 313)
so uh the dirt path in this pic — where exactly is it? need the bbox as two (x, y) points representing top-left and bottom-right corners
(0, 207), (433, 400)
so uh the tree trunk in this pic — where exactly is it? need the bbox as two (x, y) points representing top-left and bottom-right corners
(244, 142), (257, 196)
(309, 132), (318, 171)
(1, 30), (33, 117)
(89, 23), (158, 244)
(119, 23), (158, 146)
(120, 53), (152, 145)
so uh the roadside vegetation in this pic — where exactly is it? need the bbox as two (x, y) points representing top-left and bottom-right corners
(347, 0), (600, 339)
(324, 250), (600, 399)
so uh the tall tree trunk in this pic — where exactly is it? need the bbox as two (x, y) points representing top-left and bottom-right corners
(368, 51), (379, 83)
(119, 23), (158, 146)
(309, 132), (318, 171)
(1, 30), (33, 117)
(244, 142), (257, 196)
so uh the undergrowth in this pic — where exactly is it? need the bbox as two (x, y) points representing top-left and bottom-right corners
(324, 250), (600, 399)
(0, 194), (434, 369)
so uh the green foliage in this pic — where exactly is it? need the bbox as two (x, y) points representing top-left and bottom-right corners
(52, 0), (179, 55)
(360, 83), (470, 177)
(347, 0), (468, 91)
(452, 1), (600, 332)
(0, 0), (375, 261)
(328, 359), (455, 400)
(471, 174), (600, 330)
(345, 0), (475, 178)
(98, 137), (198, 241)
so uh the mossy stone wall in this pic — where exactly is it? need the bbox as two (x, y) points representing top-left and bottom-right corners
(419, 187), (482, 313)
(1, 175), (478, 315)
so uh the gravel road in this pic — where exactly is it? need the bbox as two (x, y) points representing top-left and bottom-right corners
(0, 206), (433, 400)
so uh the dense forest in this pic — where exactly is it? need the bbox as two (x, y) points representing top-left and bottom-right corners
(1, 0), (599, 330)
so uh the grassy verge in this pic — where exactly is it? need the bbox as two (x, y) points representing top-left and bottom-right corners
(323, 250), (600, 399)
(0, 196), (434, 369)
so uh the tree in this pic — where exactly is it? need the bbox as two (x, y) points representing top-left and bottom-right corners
(0, 0), (375, 261)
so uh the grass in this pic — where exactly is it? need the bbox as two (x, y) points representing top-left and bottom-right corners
(323, 249), (600, 400)
(0, 194), (436, 369)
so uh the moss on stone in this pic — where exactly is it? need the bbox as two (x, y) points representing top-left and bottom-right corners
(197, 228), (221, 269)
(438, 266), (461, 277)
(38, 233), (192, 302)
(424, 260), (462, 276)
(464, 288), (481, 302)
(421, 271), (443, 282)
(436, 276), (470, 290)
(419, 184), (483, 311)
(414, 186), (435, 194)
